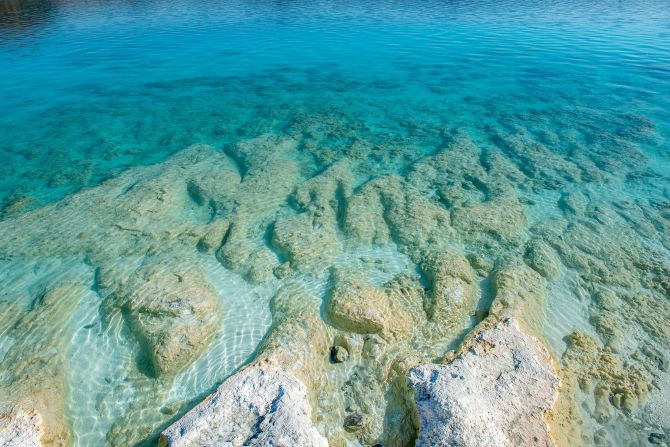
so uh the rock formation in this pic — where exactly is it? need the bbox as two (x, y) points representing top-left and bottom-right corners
(159, 362), (328, 447)
(409, 318), (559, 447)
(0, 91), (668, 447)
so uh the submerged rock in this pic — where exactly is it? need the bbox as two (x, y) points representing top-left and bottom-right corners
(330, 345), (349, 363)
(196, 218), (230, 252)
(0, 112), (667, 447)
(524, 239), (562, 279)
(408, 318), (559, 447)
(558, 191), (587, 215)
(419, 251), (475, 320)
(490, 264), (547, 332)
(560, 331), (650, 419)
(113, 257), (221, 377)
(451, 194), (526, 244)
(159, 362), (328, 447)
(0, 276), (90, 447)
(343, 178), (391, 246)
(215, 134), (302, 278)
(325, 267), (411, 338)
(272, 210), (341, 271)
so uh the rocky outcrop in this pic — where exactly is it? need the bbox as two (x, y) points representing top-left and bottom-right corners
(159, 362), (328, 447)
(1, 103), (668, 447)
(408, 318), (559, 447)
(0, 144), (244, 446)
(0, 408), (43, 447)
(489, 264), (547, 333)
(272, 211), (341, 271)
(419, 251), (475, 320)
(0, 276), (91, 447)
(160, 283), (332, 447)
(215, 134), (301, 278)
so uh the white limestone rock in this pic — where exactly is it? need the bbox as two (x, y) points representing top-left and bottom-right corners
(0, 408), (42, 447)
(408, 318), (559, 447)
(160, 362), (328, 447)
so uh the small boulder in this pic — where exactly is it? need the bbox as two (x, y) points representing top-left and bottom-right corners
(272, 211), (341, 271)
(116, 258), (221, 377)
(331, 345), (349, 363)
(325, 268), (410, 338)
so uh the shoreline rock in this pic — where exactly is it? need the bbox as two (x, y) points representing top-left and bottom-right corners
(0, 408), (43, 447)
(159, 361), (328, 447)
(408, 318), (560, 447)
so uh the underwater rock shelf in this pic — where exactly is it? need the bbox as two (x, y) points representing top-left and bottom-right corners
(0, 122), (669, 446)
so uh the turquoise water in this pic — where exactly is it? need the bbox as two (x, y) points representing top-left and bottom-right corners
(2, 0), (669, 212)
(1, 0), (670, 446)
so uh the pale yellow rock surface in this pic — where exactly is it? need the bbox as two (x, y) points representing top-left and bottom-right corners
(326, 267), (411, 338)
(110, 256), (222, 377)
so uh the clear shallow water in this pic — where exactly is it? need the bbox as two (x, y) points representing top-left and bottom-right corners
(1, 0), (670, 446)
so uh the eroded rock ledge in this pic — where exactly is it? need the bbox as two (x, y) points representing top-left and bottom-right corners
(409, 318), (560, 447)
(160, 318), (559, 447)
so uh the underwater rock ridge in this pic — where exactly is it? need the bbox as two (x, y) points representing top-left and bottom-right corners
(0, 110), (668, 447)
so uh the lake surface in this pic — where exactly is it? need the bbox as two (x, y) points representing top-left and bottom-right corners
(1, 0), (669, 445)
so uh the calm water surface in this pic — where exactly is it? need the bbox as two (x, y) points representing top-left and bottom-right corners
(1, 0), (668, 210)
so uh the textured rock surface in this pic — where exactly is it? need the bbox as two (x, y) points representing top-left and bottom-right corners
(0, 409), (43, 447)
(408, 318), (559, 447)
(451, 194), (526, 244)
(1, 93), (669, 447)
(112, 257), (222, 377)
(419, 251), (475, 320)
(325, 267), (411, 338)
(0, 277), (89, 447)
(159, 362), (328, 447)
(0, 145), (245, 445)
(524, 239), (562, 279)
(490, 265), (547, 333)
